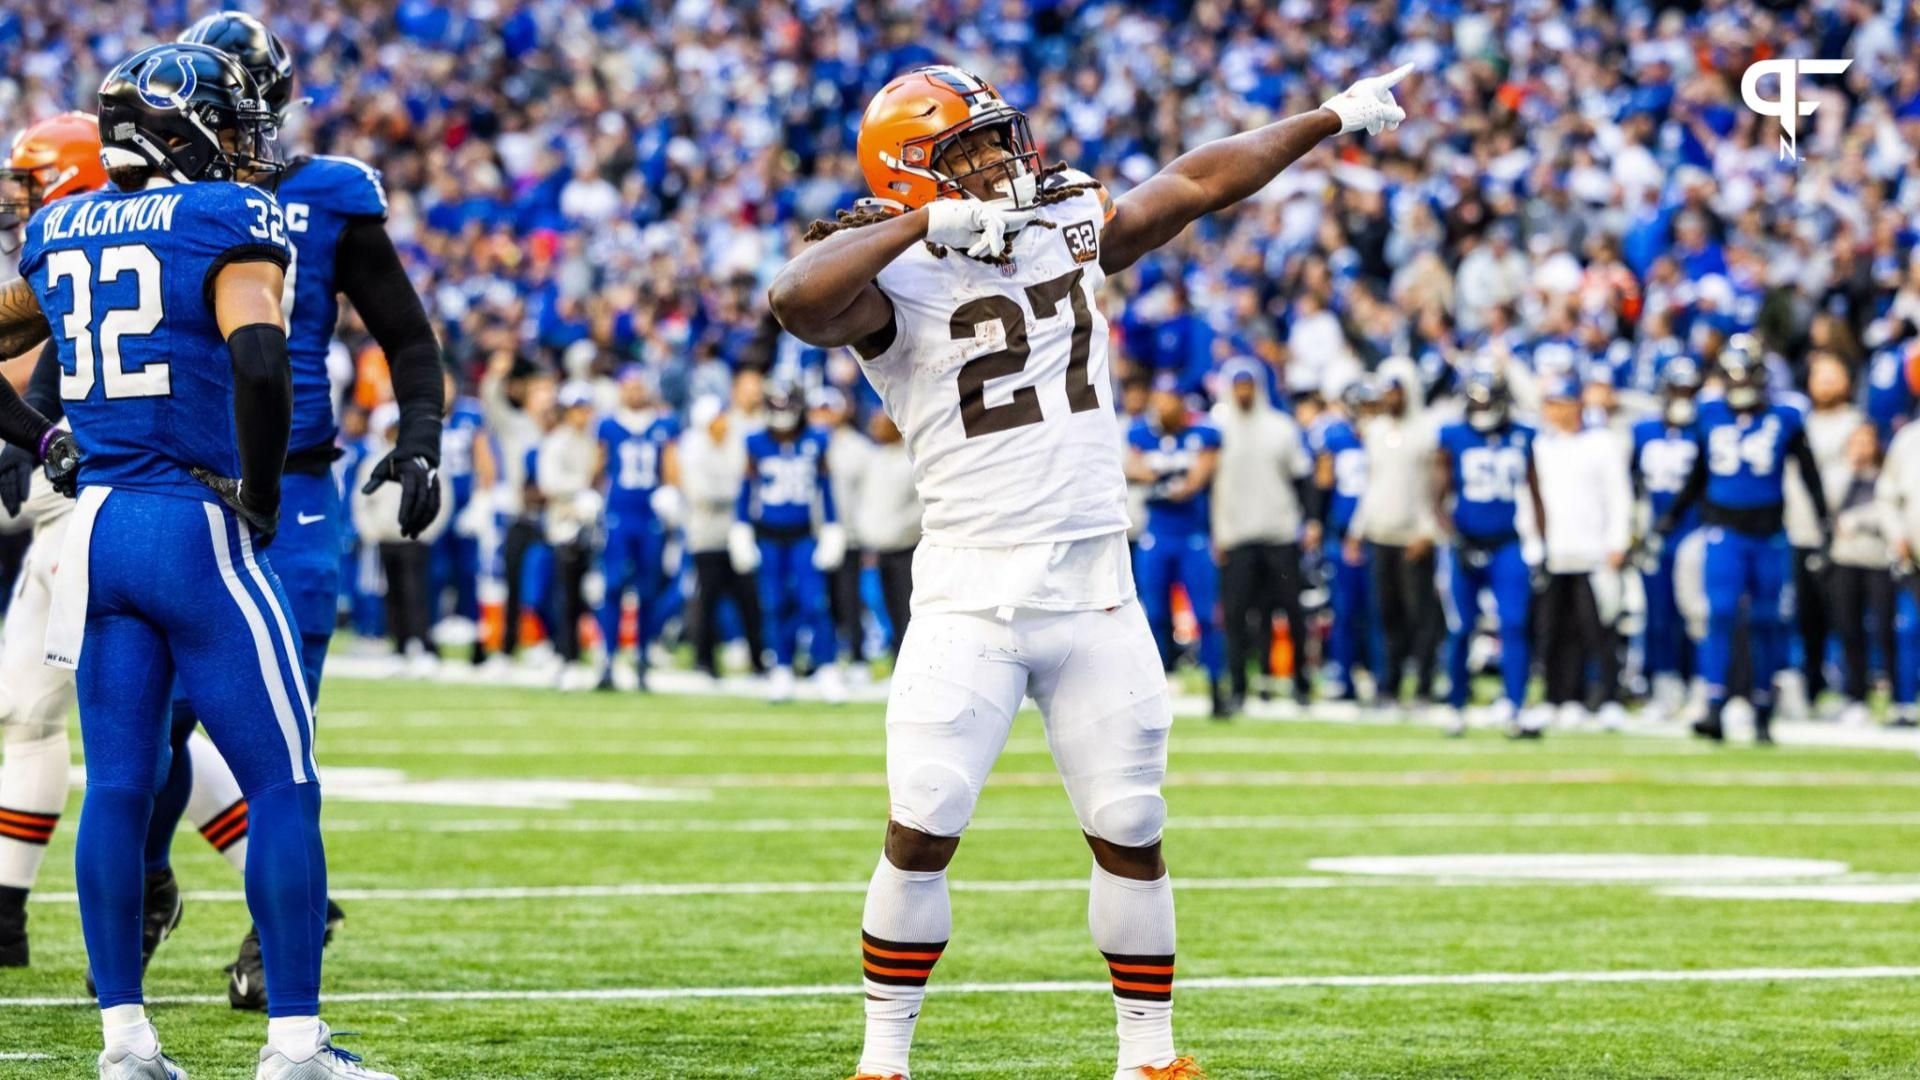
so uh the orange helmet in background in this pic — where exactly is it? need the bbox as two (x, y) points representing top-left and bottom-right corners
(856, 65), (1041, 209)
(1, 112), (107, 228)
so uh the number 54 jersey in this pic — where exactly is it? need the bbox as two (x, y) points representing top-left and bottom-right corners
(856, 171), (1130, 553)
(20, 181), (291, 500)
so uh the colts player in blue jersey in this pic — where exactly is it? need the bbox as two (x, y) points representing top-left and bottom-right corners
(434, 371), (491, 661)
(134, 11), (447, 1011)
(1433, 368), (1544, 738)
(730, 386), (846, 703)
(0, 44), (398, 1080)
(1657, 337), (1830, 745)
(1630, 359), (1703, 722)
(1303, 382), (1378, 706)
(1126, 376), (1228, 715)
(595, 366), (680, 691)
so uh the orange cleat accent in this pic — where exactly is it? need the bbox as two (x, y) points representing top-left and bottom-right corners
(1134, 1058), (1207, 1079)
(849, 1074), (906, 1080)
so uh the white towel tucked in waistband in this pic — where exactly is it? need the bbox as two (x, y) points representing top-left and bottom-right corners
(43, 486), (109, 671)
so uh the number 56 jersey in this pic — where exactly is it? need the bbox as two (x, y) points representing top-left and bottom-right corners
(856, 171), (1130, 554)
(20, 180), (291, 501)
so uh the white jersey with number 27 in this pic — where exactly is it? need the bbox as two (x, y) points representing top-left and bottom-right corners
(859, 173), (1130, 551)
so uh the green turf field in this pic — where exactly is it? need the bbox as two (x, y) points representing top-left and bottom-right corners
(6, 678), (1920, 1078)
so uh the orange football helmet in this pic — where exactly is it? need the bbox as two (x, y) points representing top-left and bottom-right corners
(0, 112), (106, 228)
(856, 65), (1041, 209)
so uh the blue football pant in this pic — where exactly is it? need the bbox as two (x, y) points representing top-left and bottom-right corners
(75, 491), (325, 1018)
(147, 472), (339, 876)
(757, 536), (835, 669)
(597, 520), (667, 667)
(430, 527), (482, 624)
(1641, 536), (1694, 681)
(1327, 547), (1383, 698)
(1440, 540), (1532, 710)
(1701, 527), (1792, 708)
(1135, 530), (1223, 680)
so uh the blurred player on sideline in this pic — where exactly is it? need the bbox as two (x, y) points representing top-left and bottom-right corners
(1127, 374), (1225, 715)
(1434, 366), (1544, 738)
(768, 60), (1411, 1080)
(594, 365), (679, 691)
(731, 385), (845, 702)
(1631, 358), (1703, 722)
(1657, 336), (1830, 744)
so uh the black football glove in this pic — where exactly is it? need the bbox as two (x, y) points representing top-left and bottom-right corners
(189, 466), (279, 549)
(0, 442), (32, 516)
(361, 452), (441, 540)
(39, 431), (81, 500)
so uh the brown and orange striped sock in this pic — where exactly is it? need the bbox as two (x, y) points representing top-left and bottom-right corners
(1089, 865), (1178, 1073)
(0, 807), (60, 893)
(196, 798), (250, 874)
(858, 858), (950, 1078)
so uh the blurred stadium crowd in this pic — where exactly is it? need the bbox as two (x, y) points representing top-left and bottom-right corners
(4, 0), (1920, 724)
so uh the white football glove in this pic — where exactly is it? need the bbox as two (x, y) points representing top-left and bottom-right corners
(728, 521), (761, 575)
(812, 523), (848, 572)
(925, 197), (1038, 260)
(649, 484), (685, 528)
(1321, 63), (1414, 136)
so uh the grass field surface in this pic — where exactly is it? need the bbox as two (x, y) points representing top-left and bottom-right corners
(4, 678), (1920, 1077)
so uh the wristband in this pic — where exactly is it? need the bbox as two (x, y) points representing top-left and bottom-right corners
(36, 426), (57, 463)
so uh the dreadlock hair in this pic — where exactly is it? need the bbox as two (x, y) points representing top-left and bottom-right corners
(802, 162), (1103, 266)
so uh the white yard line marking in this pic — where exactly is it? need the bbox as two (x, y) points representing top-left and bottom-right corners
(8, 965), (1920, 1008)
(319, 810), (1920, 835)
(36, 871), (1920, 906)
(545, 769), (1920, 790)
(0, 1052), (54, 1060)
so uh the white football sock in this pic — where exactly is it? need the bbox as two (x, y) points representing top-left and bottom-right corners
(858, 856), (951, 1078)
(102, 1004), (159, 1057)
(184, 732), (249, 875)
(1088, 864), (1177, 1074)
(0, 729), (69, 890)
(267, 1015), (322, 1062)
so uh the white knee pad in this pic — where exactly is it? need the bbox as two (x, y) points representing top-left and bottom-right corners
(889, 760), (978, 839)
(1089, 791), (1168, 849)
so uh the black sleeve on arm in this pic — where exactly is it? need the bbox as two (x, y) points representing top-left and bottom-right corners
(228, 323), (293, 509)
(336, 217), (443, 460)
(1658, 438), (1709, 535)
(1296, 475), (1324, 528)
(0, 372), (53, 457)
(23, 341), (62, 423)
(1788, 428), (1830, 529)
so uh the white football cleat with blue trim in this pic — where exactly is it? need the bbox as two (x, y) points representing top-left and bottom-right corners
(255, 1024), (395, 1080)
(98, 1046), (187, 1080)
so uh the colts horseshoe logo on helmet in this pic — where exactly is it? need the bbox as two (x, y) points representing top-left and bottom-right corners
(135, 53), (198, 112)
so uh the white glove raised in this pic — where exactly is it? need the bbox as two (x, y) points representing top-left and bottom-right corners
(728, 521), (761, 575)
(1321, 62), (1413, 136)
(812, 523), (848, 572)
(925, 197), (1038, 260)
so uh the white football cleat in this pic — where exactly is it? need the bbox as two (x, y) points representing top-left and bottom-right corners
(814, 664), (848, 705)
(100, 1046), (187, 1080)
(256, 1024), (395, 1080)
(1837, 702), (1872, 728)
(768, 665), (796, 703)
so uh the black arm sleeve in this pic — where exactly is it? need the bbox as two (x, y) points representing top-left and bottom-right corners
(336, 216), (443, 460)
(1658, 438), (1709, 534)
(23, 341), (61, 423)
(1296, 475), (1324, 529)
(1788, 428), (1830, 530)
(0, 374), (53, 457)
(228, 323), (293, 509)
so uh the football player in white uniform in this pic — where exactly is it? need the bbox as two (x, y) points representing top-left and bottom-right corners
(769, 63), (1412, 1080)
